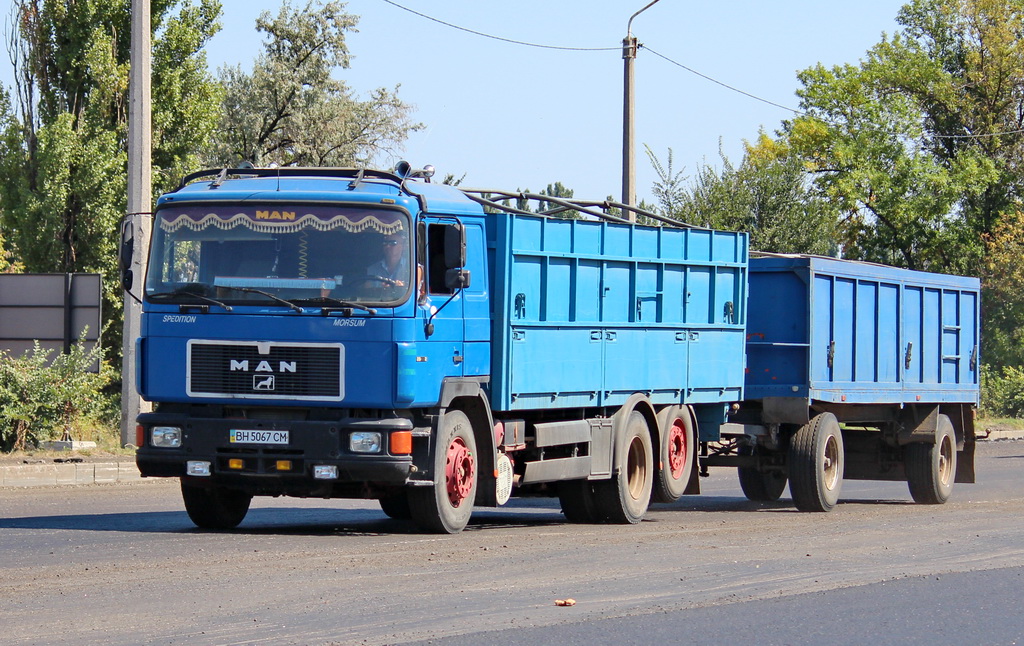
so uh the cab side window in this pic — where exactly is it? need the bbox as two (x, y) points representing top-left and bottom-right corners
(426, 223), (455, 295)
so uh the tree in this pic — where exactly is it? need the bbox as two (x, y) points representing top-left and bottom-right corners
(784, 0), (1022, 273)
(0, 0), (224, 361)
(537, 182), (580, 219)
(983, 210), (1024, 367)
(645, 145), (687, 217)
(647, 139), (836, 255)
(207, 0), (421, 167)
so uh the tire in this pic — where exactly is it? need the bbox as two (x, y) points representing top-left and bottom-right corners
(378, 490), (412, 520)
(737, 445), (788, 502)
(558, 479), (603, 523)
(180, 480), (252, 529)
(593, 410), (654, 524)
(788, 412), (844, 512)
(409, 410), (477, 533)
(905, 414), (957, 505)
(651, 406), (695, 504)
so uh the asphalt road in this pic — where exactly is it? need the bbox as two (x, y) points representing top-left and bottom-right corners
(1, 440), (1022, 646)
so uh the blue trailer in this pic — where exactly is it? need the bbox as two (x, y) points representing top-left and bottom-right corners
(125, 165), (979, 532)
(710, 254), (980, 511)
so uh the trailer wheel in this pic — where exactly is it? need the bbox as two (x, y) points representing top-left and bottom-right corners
(180, 480), (252, 529)
(378, 491), (412, 520)
(558, 480), (603, 523)
(737, 445), (788, 502)
(905, 414), (957, 505)
(788, 412), (844, 512)
(409, 410), (477, 533)
(652, 406), (695, 503)
(594, 410), (653, 524)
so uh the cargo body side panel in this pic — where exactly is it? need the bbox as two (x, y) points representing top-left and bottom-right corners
(489, 214), (748, 412)
(745, 256), (980, 406)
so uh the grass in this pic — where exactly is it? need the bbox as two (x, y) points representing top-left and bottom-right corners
(976, 416), (1024, 431)
(0, 417), (129, 461)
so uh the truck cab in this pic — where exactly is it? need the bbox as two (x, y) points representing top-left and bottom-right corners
(134, 167), (495, 532)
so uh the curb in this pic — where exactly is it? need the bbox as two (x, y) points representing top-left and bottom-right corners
(0, 461), (142, 488)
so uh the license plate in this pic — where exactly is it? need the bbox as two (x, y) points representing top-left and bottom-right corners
(229, 429), (290, 445)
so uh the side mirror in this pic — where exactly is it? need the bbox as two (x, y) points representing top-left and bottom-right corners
(119, 219), (135, 292)
(443, 223), (466, 270)
(445, 268), (471, 290)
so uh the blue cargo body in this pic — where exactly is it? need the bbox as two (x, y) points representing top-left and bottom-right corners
(745, 255), (980, 406)
(487, 213), (748, 412)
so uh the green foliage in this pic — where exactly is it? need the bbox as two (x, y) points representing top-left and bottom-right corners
(0, 337), (115, 452)
(647, 139), (837, 255)
(784, 0), (1023, 275)
(980, 364), (1024, 418)
(646, 145), (687, 217)
(206, 0), (421, 167)
(982, 210), (1024, 367)
(537, 182), (580, 220)
(0, 0), (224, 365)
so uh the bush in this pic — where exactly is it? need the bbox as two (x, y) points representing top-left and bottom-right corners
(0, 336), (116, 451)
(980, 364), (1024, 419)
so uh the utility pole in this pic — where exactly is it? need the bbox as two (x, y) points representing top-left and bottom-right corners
(622, 0), (662, 218)
(122, 0), (152, 446)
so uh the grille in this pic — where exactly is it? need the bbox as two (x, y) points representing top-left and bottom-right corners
(188, 342), (343, 400)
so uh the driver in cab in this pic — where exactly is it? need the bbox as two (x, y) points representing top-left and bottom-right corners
(366, 230), (409, 288)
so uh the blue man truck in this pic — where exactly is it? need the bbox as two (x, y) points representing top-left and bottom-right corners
(126, 165), (979, 533)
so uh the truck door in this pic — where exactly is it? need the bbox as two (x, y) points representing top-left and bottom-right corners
(421, 221), (465, 376)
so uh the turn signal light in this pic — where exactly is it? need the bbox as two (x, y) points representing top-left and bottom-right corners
(275, 460), (293, 471)
(390, 431), (413, 455)
(228, 458), (245, 470)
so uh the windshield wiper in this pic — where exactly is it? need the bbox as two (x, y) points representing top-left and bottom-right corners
(149, 285), (233, 311)
(305, 296), (377, 316)
(216, 285), (304, 313)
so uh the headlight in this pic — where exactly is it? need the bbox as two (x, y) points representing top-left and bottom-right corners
(349, 431), (382, 453)
(151, 426), (182, 448)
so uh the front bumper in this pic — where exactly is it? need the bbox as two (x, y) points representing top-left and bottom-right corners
(136, 412), (415, 491)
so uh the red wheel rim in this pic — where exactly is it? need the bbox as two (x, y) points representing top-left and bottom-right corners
(667, 418), (687, 479)
(445, 437), (475, 507)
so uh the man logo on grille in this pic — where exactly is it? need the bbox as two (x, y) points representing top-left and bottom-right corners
(253, 375), (275, 391)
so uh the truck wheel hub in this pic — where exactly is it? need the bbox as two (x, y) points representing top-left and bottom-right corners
(668, 420), (687, 478)
(445, 437), (474, 507)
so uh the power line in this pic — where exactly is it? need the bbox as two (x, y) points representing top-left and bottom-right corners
(378, 0), (619, 52)
(643, 44), (1024, 140)
(930, 128), (1024, 139)
(379, 1), (1024, 143)
(641, 45), (801, 114)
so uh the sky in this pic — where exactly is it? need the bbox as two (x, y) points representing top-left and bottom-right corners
(0, 0), (909, 204)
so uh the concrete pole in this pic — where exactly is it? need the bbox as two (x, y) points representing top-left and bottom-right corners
(122, 0), (152, 447)
(621, 35), (637, 216)
(621, 0), (662, 219)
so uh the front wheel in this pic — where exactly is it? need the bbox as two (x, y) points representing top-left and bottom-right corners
(180, 480), (252, 529)
(905, 414), (957, 504)
(378, 490), (412, 520)
(558, 479), (605, 523)
(409, 410), (477, 534)
(788, 413), (844, 512)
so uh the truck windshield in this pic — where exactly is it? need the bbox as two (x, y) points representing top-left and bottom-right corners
(145, 204), (414, 308)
